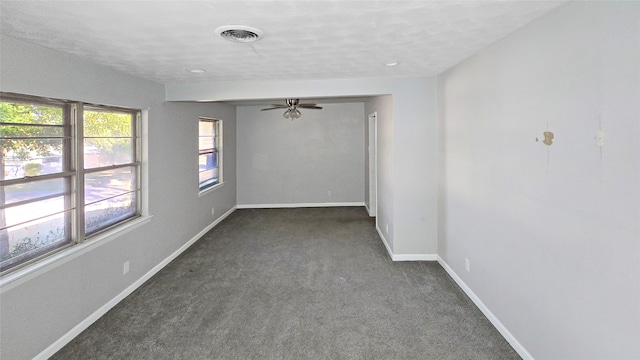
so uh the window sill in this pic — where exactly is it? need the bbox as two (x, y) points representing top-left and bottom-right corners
(198, 182), (224, 197)
(0, 215), (153, 293)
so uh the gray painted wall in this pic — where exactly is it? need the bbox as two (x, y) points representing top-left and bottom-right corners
(438, 2), (639, 358)
(236, 103), (365, 206)
(0, 35), (237, 360)
(167, 77), (438, 257)
(392, 78), (438, 256)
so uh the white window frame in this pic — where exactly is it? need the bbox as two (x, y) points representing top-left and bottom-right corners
(198, 117), (223, 194)
(0, 92), (148, 278)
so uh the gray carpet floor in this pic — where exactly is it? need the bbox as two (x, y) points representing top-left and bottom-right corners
(52, 207), (520, 360)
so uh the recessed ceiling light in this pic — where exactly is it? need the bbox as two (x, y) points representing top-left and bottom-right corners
(384, 61), (399, 67)
(188, 69), (205, 74)
(215, 25), (264, 43)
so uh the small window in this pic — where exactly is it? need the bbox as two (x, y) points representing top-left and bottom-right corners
(198, 118), (222, 191)
(0, 93), (142, 274)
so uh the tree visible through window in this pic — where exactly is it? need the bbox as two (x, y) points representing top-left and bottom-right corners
(0, 97), (72, 272)
(83, 108), (140, 235)
(198, 118), (222, 191)
(0, 93), (141, 274)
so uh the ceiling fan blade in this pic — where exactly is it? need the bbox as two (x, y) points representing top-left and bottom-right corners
(298, 105), (323, 109)
(261, 107), (286, 111)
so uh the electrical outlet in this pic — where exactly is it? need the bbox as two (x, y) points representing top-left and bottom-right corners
(385, 224), (389, 233)
(123, 261), (130, 275)
(211, 207), (215, 215)
(465, 258), (470, 272)
(328, 190), (332, 197)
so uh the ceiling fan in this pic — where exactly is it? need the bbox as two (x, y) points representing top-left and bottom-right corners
(261, 98), (323, 119)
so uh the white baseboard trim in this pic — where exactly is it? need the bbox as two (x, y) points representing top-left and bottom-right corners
(363, 203), (376, 217)
(237, 202), (365, 209)
(375, 225), (436, 262)
(392, 253), (438, 261)
(437, 256), (534, 360)
(376, 225), (393, 259)
(34, 206), (237, 360)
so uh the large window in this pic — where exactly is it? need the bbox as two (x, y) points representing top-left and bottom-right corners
(0, 93), (141, 274)
(198, 118), (222, 191)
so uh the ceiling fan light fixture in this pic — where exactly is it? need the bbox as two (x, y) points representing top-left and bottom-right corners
(262, 99), (322, 120)
(283, 108), (301, 120)
(215, 25), (264, 43)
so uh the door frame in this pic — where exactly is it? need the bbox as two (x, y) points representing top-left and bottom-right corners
(368, 112), (377, 217)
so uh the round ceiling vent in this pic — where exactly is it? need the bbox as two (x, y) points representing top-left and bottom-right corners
(215, 25), (264, 43)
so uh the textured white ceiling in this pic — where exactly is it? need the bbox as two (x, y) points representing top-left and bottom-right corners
(0, 1), (565, 84)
